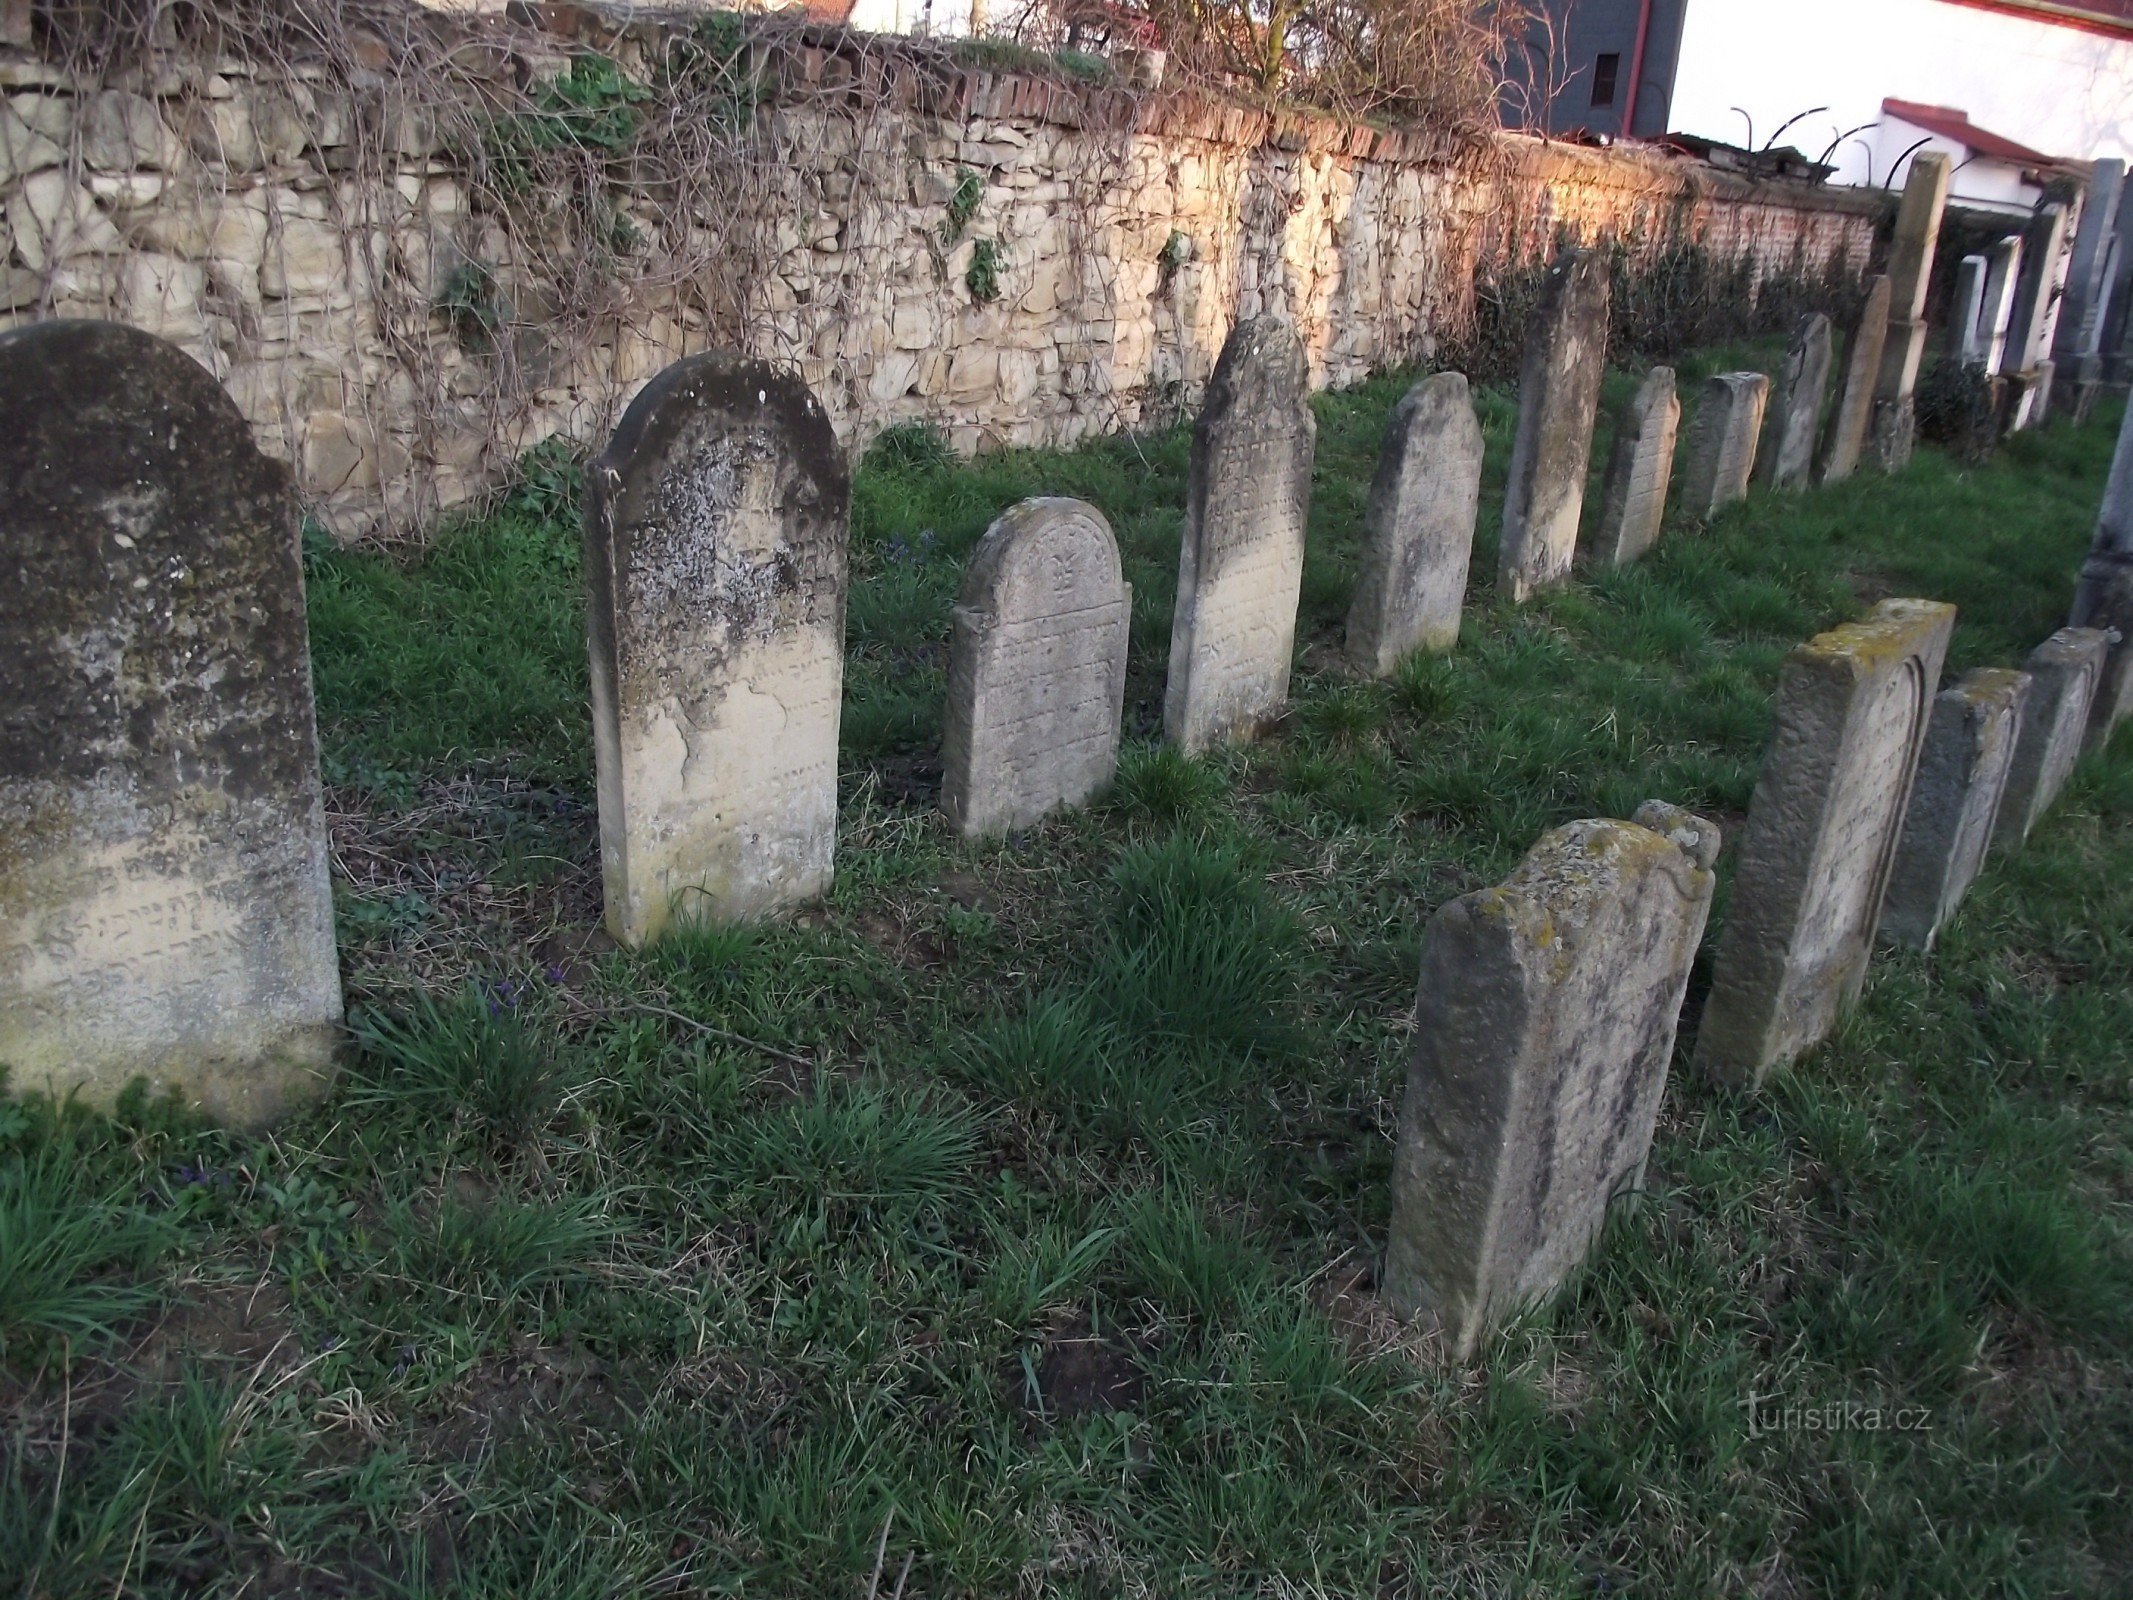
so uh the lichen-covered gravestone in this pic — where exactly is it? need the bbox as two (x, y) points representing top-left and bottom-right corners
(1881, 668), (2030, 950)
(1497, 248), (1611, 602)
(942, 498), (1131, 837)
(1384, 801), (1720, 1358)
(1991, 627), (2108, 853)
(1345, 371), (1484, 673)
(1584, 366), (1679, 568)
(1695, 599), (1956, 1089)
(1758, 313), (1833, 491)
(1164, 318), (1314, 751)
(1819, 275), (1891, 484)
(0, 321), (341, 1124)
(1679, 373), (1768, 519)
(585, 352), (850, 945)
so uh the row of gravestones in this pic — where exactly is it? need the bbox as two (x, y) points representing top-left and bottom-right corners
(3, 305), (2129, 1352)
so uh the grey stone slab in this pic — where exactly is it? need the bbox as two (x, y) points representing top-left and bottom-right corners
(1759, 313), (1833, 491)
(1885, 153), (1953, 332)
(585, 352), (850, 944)
(1980, 237), (2024, 375)
(1384, 800), (1719, 1359)
(0, 320), (341, 1125)
(1695, 599), (1956, 1089)
(2071, 399), (2133, 748)
(1679, 373), (1768, 519)
(1584, 366), (1679, 568)
(1820, 275), (1890, 484)
(1346, 371), (1484, 673)
(1163, 317), (1314, 752)
(2008, 204), (2072, 377)
(1948, 255), (1988, 360)
(943, 497), (1130, 837)
(1992, 627), (2108, 851)
(1497, 248), (1610, 602)
(1880, 668), (2030, 951)
(2058, 159), (2124, 362)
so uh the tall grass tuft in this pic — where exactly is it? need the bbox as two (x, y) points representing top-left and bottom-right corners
(0, 1150), (171, 1362)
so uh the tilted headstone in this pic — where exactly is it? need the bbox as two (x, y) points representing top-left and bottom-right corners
(1346, 371), (1484, 673)
(1991, 627), (2108, 852)
(1497, 248), (1611, 602)
(585, 352), (850, 944)
(1163, 317), (1315, 752)
(1872, 153), (1953, 470)
(2070, 400), (2133, 748)
(1679, 373), (1768, 519)
(1758, 313), (1833, 491)
(1979, 237), (2024, 375)
(1695, 599), (1956, 1089)
(1948, 256), (1989, 360)
(1881, 668), (2030, 951)
(0, 321), (341, 1124)
(942, 498), (1131, 837)
(1819, 275), (1891, 484)
(1384, 800), (1720, 1358)
(2056, 159), (2124, 364)
(1584, 366), (1679, 568)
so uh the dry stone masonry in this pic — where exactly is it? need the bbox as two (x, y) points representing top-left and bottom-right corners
(1880, 668), (2030, 951)
(1819, 275), (1890, 484)
(0, 320), (342, 1124)
(1759, 313), (1832, 491)
(585, 352), (850, 945)
(1496, 248), (1610, 602)
(1163, 317), (1314, 752)
(1345, 371), (1484, 672)
(942, 497), (1131, 837)
(1679, 373), (1768, 520)
(1992, 627), (2108, 853)
(1384, 800), (1720, 1358)
(1695, 599), (1955, 1090)
(1585, 365), (1679, 568)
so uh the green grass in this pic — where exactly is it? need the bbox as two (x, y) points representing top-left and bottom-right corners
(4, 365), (2130, 1596)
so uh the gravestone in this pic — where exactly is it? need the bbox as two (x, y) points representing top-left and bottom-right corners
(0, 321), (341, 1124)
(1497, 248), (1611, 602)
(1871, 153), (1953, 470)
(1163, 317), (1315, 752)
(1819, 275), (1891, 484)
(1679, 373), (1768, 519)
(1992, 627), (2108, 852)
(1947, 256), (1988, 360)
(1584, 366), (1679, 568)
(1880, 668), (2030, 950)
(1384, 800), (1720, 1359)
(1346, 371), (1484, 673)
(585, 352), (850, 945)
(1979, 237), (2023, 374)
(2070, 399), (2133, 747)
(942, 497), (1131, 837)
(1758, 314), (1833, 491)
(2056, 159), (2125, 365)
(1695, 599), (1956, 1089)
(2007, 204), (2073, 382)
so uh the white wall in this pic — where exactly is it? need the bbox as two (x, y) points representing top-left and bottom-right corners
(1877, 113), (2039, 214)
(1670, 0), (2133, 190)
(847, 0), (975, 37)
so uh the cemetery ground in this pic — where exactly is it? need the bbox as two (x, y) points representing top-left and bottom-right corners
(5, 355), (2132, 1599)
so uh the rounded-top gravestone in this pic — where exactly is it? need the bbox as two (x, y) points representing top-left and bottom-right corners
(0, 320), (342, 1124)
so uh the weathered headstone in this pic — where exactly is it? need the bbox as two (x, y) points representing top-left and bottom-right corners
(2056, 159), (2125, 364)
(1584, 366), (1679, 568)
(1991, 627), (2108, 852)
(1948, 256), (1988, 360)
(1979, 237), (2024, 374)
(1695, 599), (1956, 1089)
(1384, 800), (1719, 1358)
(1758, 313), (1833, 491)
(1497, 248), (1611, 602)
(2070, 399), (2133, 748)
(1163, 317), (1315, 752)
(2006, 204), (2072, 385)
(0, 321), (341, 1124)
(942, 497), (1131, 837)
(1346, 371), (1484, 672)
(1872, 153), (1954, 470)
(1819, 275), (1891, 484)
(1679, 373), (1768, 519)
(585, 352), (850, 945)
(1880, 668), (2030, 950)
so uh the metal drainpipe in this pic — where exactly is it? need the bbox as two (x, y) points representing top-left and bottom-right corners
(1622, 0), (1658, 138)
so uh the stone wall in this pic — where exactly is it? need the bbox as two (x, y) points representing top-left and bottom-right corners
(0, 11), (1882, 539)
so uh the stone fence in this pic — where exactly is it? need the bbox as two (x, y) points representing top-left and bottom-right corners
(1, 9), (1881, 538)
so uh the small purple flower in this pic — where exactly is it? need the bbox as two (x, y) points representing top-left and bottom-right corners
(544, 965), (566, 985)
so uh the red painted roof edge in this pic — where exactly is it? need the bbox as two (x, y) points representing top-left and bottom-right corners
(1936, 0), (2133, 39)
(1881, 97), (2069, 168)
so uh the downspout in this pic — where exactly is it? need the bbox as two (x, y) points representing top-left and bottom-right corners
(1622, 0), (1658, 138)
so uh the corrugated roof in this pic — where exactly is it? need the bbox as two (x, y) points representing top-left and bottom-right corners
(1881, 98), (2069, 168)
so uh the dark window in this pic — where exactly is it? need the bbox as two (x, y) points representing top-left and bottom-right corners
(1591, 52), (1620, 108)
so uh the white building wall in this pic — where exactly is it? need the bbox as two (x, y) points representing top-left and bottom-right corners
(1670, 0), (2133, 189)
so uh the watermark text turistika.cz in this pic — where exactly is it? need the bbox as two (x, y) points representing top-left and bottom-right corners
(1743, 1392), (1932, 1439)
